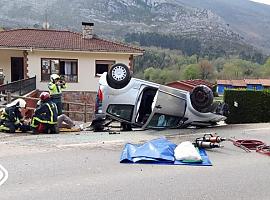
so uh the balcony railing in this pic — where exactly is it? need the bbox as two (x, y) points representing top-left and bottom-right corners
(0, 76), (36, 96)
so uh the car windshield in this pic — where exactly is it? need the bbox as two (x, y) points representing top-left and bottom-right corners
(146, 113), (180, 128)
(107, 104), (134, 121)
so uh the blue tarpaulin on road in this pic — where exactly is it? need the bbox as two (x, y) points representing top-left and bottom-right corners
(120, 138), (212, 166)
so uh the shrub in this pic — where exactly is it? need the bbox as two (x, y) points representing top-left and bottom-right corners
(224, 89), (270, 124)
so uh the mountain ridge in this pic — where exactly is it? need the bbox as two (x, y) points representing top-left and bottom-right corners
(0, 0), (269, 56)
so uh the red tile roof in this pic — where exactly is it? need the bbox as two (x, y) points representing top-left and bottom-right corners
(181, 79), (215, 88)
(230, 80), (246, 87)
(217, 80), (233, 85)
(244, 79), (270, 86)
(0, 29), (144, 54)
(217, 79), (270, 87)
(166, 79), (215, 92)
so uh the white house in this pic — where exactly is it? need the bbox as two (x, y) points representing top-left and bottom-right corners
(0, 23), (143, 91)
(0, 23), (144, 120)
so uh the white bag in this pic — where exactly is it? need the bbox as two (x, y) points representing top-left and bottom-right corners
(174, 141), (202, 162)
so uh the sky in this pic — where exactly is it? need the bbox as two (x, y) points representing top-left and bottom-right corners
(250, 0), (270, 5)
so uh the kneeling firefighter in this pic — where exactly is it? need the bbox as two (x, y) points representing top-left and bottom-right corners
(31, 92), (59, 134)
(0, 98), (31, 133)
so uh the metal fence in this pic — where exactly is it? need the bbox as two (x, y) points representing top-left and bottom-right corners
(0, 76), (36, 96)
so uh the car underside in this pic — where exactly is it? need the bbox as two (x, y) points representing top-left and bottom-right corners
(91, 63), (227, 131)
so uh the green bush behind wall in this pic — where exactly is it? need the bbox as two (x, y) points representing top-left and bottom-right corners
(224, 89), (270, 124)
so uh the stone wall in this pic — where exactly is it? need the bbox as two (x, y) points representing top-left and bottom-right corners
(62, 91), (96, 122)
(25, 90), (97, 122)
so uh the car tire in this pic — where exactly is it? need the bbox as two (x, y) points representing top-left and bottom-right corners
(91, 118), (105, 132)
(121, 122), (132, 131)
(106, 63), (131, 89)
(190, 85), (214, 113)
(92, 122), (105, 132)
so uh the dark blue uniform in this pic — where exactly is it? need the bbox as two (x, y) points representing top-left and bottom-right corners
(31, 99), (58, 134)
(0, 105), (30, 133)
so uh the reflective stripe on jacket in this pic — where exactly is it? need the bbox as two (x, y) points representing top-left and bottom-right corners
(31, 101), (58, 127)
(0, 105), (22, 124)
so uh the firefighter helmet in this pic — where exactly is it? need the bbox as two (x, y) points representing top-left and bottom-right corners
(14, 98), (26, 108)
(40, 92), (50, 101)
(50, 74), (60, 82)
(9, 98), (27, 108)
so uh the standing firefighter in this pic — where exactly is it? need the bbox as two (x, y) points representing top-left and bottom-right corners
(31, 92), (59, 134)
(0, 98), (31, 133)
(48, 74), (66, 115)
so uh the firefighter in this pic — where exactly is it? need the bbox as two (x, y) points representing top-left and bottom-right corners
(48, 74), (66, 115)
(31, 92), (59, 134)
(0, 98), (31, 133)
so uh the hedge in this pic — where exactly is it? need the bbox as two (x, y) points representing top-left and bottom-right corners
(224, 89), (270, 124)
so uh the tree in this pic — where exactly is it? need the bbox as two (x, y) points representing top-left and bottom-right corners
(199, 60), (214, 80)
(262, 57), (270, 77)
(183, 64), (200, 80)
(222, 62), (243, 79)
(212, 57), (226, 73)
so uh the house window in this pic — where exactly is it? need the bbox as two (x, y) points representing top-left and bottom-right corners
(95, 60), (115, 76)
(41, 58), (78, 82)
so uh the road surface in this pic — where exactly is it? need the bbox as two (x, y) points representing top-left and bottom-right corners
(1, 123), (270, 200)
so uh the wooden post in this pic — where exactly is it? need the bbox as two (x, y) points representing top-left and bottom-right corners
(84, 102), (87, 123)
(7, 92), (11, 103)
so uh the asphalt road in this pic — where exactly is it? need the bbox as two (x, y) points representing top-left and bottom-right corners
(1, 123), (270, 200)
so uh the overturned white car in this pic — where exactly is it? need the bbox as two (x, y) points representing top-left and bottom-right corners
(91, 63), (227, 131)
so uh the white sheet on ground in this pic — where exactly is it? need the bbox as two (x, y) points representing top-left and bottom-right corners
(174, 141), (202, 162)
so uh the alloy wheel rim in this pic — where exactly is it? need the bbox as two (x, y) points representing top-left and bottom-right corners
(112, 66), (127, 81)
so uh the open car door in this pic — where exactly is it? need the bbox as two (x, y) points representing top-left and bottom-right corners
(142, 86), (187, 129)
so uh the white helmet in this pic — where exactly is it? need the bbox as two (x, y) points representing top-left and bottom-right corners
(7, 98), (26, 108)
(50, 74), (60, 82)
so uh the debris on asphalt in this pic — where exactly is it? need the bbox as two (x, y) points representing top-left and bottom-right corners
(193, 133), (226, 149)
(174, 141), (202, 163)
(120, 138), (212, 166)
(228, 139), (270, 155)
(59, 127), (81, 132)
(194, 134), (268, 154)
(227, 138), (255, 152)
(109, 131), (120, 134)
(256, 145), (270, 156)
(232, 139), (265, 150)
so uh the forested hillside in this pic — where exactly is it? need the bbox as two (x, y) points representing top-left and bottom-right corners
(125, 32), (265, 63)
(1, 0), (270, 53)
(133, 47), (270, 84)
(1, 0), (270, 83)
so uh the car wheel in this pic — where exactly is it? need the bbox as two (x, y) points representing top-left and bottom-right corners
(190, 85), (214, 113)
(92, 122), (105, 132)
(121, 122), (132, 131)
(107, 63), (131, 89)
(91, 118), (105, 132)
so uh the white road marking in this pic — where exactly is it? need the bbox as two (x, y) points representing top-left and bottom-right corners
(56, 140), (125, 148)
(0, 165), (8, 186)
